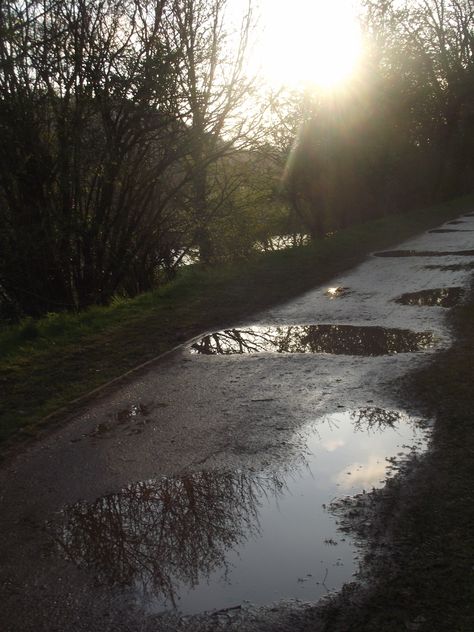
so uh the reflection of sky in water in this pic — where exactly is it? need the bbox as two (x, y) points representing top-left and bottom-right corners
(50, 409), (428, 615)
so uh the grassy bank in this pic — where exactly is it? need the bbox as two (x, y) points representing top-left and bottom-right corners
(0, 196), (472, 450)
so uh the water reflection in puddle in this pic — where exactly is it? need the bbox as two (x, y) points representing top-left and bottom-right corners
(394, 287), (464, 308)
(48, 409), (428, 615)
(325, 287), (351, 299)
(190, 325), (434, 356)
(374, 249), (474, 257)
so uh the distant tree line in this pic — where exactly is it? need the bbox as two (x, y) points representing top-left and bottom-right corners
(286, 0), (474, 237)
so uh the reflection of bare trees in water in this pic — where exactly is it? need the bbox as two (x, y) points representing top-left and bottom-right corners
(191, 325), (434, 356)
(49, 470), (286, 607)
(350, 408), (402, 433)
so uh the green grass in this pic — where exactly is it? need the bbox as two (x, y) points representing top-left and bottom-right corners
(1, 195), (472, 450)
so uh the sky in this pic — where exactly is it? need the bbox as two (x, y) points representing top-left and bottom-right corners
(230, 0), (363, 90)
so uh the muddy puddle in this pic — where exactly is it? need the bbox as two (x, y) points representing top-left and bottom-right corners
(190, 325), (434, 356)
(394, 287), (464, 308)
(48, 409), (428, 615)
(374, 249), (474, 257)
(325, 286), (351, 299)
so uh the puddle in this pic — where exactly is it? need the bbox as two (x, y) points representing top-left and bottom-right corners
(325, 287), (351, 299)
(190, 325), (434, 356)
(374, 249), (474, 257)
(394, 287), (464, 308)
(447, 220), (465, 225)
(428, 229), (473, 233)
(48, 409), (428, 615)
(424, 262), (474, 272)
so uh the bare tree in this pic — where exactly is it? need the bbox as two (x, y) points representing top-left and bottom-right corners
(162, 0), (264, 263)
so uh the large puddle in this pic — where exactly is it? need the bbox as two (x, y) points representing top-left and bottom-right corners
(394, 287), (464, 308)
(189, 325), (434, 356)
(48, 409), (428, 615)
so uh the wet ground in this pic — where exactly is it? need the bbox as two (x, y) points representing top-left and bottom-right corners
(1, 215), (474, 631)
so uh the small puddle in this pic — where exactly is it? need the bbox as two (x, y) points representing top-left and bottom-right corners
(447, 220), (465, 225)
(190, 325), (434, 356)
(325, 287), (351, 299)
(394, 287), (464, 308)
(48, 409), (428, 615)
(428, 229), (473, 234)
(374, 249), (474, 257)
(424, 262), (474, 272)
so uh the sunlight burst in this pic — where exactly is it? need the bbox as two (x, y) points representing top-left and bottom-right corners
(259, 0), (362, 90)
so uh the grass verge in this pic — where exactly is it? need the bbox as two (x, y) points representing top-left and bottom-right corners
(0, 195), (472, 451)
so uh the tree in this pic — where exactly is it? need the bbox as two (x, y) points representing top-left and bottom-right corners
(285, 0), (474, 238)
(162, 0), (263, 263)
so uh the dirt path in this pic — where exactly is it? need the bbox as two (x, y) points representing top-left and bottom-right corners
(1, 215), (473, 631)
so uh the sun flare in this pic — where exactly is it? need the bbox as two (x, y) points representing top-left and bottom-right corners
(258, 0), (362, 90)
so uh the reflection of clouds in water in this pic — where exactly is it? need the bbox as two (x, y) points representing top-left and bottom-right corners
(323, 439), (345, 452)
(336, 455), (387, 490)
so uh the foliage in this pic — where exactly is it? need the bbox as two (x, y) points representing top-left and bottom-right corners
(0, 0), (266, 317)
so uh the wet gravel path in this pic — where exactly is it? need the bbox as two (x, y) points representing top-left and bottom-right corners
(1, 215), (474, 631)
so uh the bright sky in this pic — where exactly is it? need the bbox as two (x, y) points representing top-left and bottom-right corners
(232, 0), (363, 91)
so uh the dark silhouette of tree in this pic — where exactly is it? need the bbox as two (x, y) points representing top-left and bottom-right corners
(0, 0), (262, 316)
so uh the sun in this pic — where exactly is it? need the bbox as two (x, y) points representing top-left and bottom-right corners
(257, 0), (362, 90)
